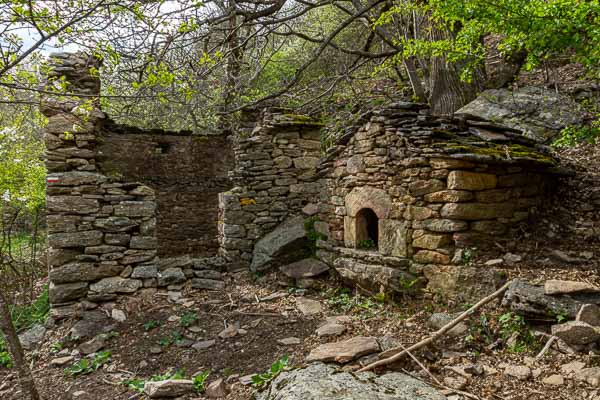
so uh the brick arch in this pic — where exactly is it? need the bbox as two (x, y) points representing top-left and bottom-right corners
(344, 186), (392, 219)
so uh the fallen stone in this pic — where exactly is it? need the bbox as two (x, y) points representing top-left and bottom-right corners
(443, 376), (467, 390)
(279, 258), (329, 279)
(503, 365), (531, 380)
(251, 216), (310, 271)
(18, 324), (46, 350)
(464, 364), (484, 376)
(427, 313), (468, 337)
(545, 280), (600, 296)
(549, 250), (586, 265)
(254, 362), (445, 400)
(192, 340), (216, 351)
(278, 337), (301, 345)
(306, 336), (379, 363)
(144, 379), (194, 398)
(239, 374), (254, 386)
(69, 312), (116, 340)
(205, 378), (228, 398)
(79, 335), (106, 355)
(503, 253), (522, 265)
(502, 279), (600, 319)
(551, 321), (600, 345)
(111, 308), (126, 322)
(316, 323), (346, 338)
(577, 304), (600, 326)
(542, 374), (565, 386)
(71, 391), (87, 399)
(296, 297), (322, 316)
(50, 356), (74, 367)
(575, 367), (600, 387)
(218, 325), (238, 339)
(560, 361), (586, 376)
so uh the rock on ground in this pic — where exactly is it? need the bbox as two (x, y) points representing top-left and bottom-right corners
(18, 324), (46, 350)
(254, 362), (445, 400)
(279, 258), (329, 279)
(577, 304), (600, 326)
(251, 216), (310, 272)
(427, 313), (468, 337)
(306, 336), (379, 363)
(544, 280), (600, 295)
(551, 321), (600, 345)
(502, 279), (600, 319)
(455, 87), (586, 142)
(144, 379), (194, 398)
(295, 298), (322, 316)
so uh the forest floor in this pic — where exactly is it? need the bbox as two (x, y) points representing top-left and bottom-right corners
(1, 145), (599, 400)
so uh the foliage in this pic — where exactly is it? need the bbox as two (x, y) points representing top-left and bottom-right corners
(553, 123), (600, 148)
(180, 312), (199, 328)
(159, 330), (184, 347)
(0, 286), (49, 369)
(122, 377), (146, 393)
(64, 351), (112, 377)
(379, 0), (600, 81)
(10, 285), (49, 332)
(498, 312), (538, 353)
(325, 288), (382, 318)
(465, 312), (539, 353)
(122, 369), (209, 394)
(357, 239), (376, 249)
(193, 370), (211, 393)
(460, 248), (476, 266)
(0, 347), (12, 368)
(251, 356), (289, 387)
(143, 320), (161, 331)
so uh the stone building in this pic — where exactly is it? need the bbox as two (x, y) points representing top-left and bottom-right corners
(314, 103), (561, 297)
(42, 53), (562, 313)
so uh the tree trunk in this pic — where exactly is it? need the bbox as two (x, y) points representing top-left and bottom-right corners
(0, 292), (41, 400)
(221, 0), (242, 133)
(403, 58), (426, 102)
(428, 27), (485, 115)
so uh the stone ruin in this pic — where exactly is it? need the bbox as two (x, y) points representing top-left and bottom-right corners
(42, 52), (563, 314)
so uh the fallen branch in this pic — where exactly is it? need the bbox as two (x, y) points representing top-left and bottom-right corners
(536, 335), (558, 359)
(359, 280), (513, 372)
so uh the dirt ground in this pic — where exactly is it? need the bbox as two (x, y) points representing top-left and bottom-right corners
(1, 256), (599, 400)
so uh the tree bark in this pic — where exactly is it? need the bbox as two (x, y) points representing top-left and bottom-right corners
(428, 27), (485, 115)
(0, 291), (41, 400)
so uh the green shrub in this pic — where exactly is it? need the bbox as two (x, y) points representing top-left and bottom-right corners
(251, 356), (289, 387)
(65, 351), (112, 377)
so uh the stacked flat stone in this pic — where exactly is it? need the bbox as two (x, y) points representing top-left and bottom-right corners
(218, 111), (323, 266)
(315, 102), (561, 294)
(43, 54), (226, 315)
(43, 53), (161, 312)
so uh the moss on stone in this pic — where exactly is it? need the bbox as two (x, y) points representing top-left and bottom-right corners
(433, 140), (556, 165)
(280, 114), (325, 126)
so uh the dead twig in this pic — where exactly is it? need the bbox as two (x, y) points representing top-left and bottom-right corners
(536, 335), (558, 359)
(359, 281), (513, 372)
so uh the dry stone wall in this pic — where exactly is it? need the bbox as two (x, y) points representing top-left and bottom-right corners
(316, 102), (561, 296)
(218, 111), (323, 268)
(97, 121), (234, 257)
(43, 52), (231, 314)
